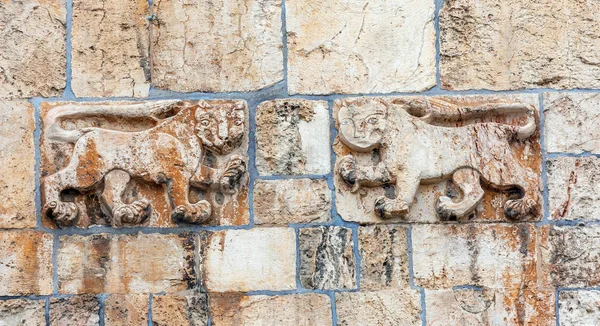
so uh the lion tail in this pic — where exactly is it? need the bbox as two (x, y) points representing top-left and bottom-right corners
(513, 113), (537, 141)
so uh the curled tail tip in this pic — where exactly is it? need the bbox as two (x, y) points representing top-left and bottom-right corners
(516, 114), (537, 140)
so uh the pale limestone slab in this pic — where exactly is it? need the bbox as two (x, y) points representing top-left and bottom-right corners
(0, 299), (46, 326)
(104, 294), (149, 326)
(560, 290), (600, 326)
(359, 225), (410, 290)
(335, 290), (422, 326)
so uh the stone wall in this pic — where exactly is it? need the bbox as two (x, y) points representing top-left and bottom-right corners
(1, 0), (600, 325)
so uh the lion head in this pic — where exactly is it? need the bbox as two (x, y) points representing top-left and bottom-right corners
(195, 101), (246, 155)
(338, 100), (388, 152)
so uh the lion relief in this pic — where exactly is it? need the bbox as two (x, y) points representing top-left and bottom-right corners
(335, 97), (541, 221)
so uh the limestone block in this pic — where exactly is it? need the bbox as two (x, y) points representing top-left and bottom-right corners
(151, 0), (283, 92)
(0, 299), (46, 326)
(0, 101), (36, 228)
(440, 0), (600, 90)
(256, 99), (330, 175)
(335, 290), (422, 326)
(104, 294), (148, 326)
(286, 0), (436, 94)
(359, 225), (410, 290)
(0, 231), (53, 296)
(254, 179), (331, 225)
(0, 0), (65, 98)
(298, 226), (356, 290)
(72, 0), (150, 97)
(199, 228), (296, 292)
(40, 100), (249, 228)
(412, 224), (537, 289)
(57, 233), (196, 294)
(210, 293), (332, 326)
(50, 296), (100, 326)
(559, 290), (600, 326)
(333, 94), (542, 224)
(547, 157), (600, 221)
(544, 93), (600, 154)
(152, 293), (208, 326)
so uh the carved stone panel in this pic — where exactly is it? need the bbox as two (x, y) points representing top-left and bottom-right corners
(333, 95), (542, 224)
(40, 100), (249, 228)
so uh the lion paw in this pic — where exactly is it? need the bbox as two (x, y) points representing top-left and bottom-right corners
(112, 200), (150, 227)
(339, 155), (358, 187)
(171, 201), (212, 224)
(374, 197), (409, 219)
(220, 155), (246, 194)
(43, 201), (79, 228)
(436, 196), (458, 221)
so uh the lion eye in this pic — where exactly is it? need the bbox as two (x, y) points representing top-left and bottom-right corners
(201, 120), (211, 126)
(367, 117), (378, 124)
(341, 120), (351, 125)
(234, 120), (243, 126)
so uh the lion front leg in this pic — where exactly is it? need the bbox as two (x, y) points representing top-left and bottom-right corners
(375, 170), (420, 219)
(168, 170), (212, 224)
(190, 155), (246, 194)
(100, 170), (150, 227)
(338, 155), (394, 193)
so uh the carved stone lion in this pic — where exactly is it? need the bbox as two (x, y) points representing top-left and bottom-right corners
(336, 97), (540, 221)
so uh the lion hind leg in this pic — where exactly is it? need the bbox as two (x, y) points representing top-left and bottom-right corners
(42, 167), (84, 228)
(167, 171), (212, 224)
(101, 170), (150, 227)
(484, 165), (540, 220)
(436, 168), (484, 221)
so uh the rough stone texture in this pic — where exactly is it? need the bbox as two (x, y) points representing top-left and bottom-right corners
(151, 0), (283, 92)
(544, 93), (600, 154)
(560, 290), (600, 326)
(50, 296), (100, 326)
(210, 293), (332, 326)
(0, 231), (53, 296)
(254, 179), (331, 225)
(298, 226), (356, 290)
(547, 157), (600, 221)
(0, 299), (46, 326)
(286, 0), (436, 95)
(72, 0), (150, 97)
(333, 94), (542, 224)
(104, 294), (148, 326)
(426, 288), (555, 326)
(199, 228), (296, 292)
(57, 233), (196, 294)
(412, 224), (537, 289)
(0, 101), (36, 228)
(336, 290), (422, 326)
(440, 0), (600, 90)
(256, 100), (330, 175)
(539, 225), (600, 288)
(0, 0), (66, 98)
(358, 225), (410, 290)
(152, 293), (208, 326)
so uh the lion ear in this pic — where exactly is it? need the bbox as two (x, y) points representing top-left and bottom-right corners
(197, 100), (211, 109)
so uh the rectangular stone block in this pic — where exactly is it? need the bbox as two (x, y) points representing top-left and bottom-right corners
(253, 179), (331, 225)
(104, 294), (148, 326)
(286, 0), (436, 94)
(151, 0), (283, 92)
(426, 288), (555, 326)
(412, 224), (537, 289)
(50, 296), (100, 326)
(151, 292), (208, 326)
(299, 226), (356, 290)
(359, 225), (410, 290)
(256, 99), (330, 175)
(0, 101), (36, 228)
(0, 0), (65, 98)
(210, 293), (332, 326)
(547, 157), (600, 221)
(559, 290), (600, 326)
(544, 93), (600, 154)
(0, 231), (53, 296)
(198, 228), (296, 292)
(72, 0), (150, 97)
(335, 290), (421, 326)
(57, 233), (196, 294)
(440, 0), (600, 90)
(0, 299), (46, 326)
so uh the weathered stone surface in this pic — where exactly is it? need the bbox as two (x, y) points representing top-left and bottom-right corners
(426, 288), (555, 326)
(0, 101), (36, 228)
(544, 93), (600, 154)
(298, 226), (356, 290)
(539, 225), (600, 288)
(256, 100), (330, 175)
(72, 0), (150, 97)
(0, 231), (53, 295)
(412, 224), (537, 289)
(199, 228), (296, 292)
(359, 225), (409, 290)
(440, 0), (600, 90)
(0, 299), (46, 326)
(57, 233), (195, 294)
(152, 293), (208, 326)
(0, 0), (66, 98)
(40, 100), (249, 228)
(104, 294), (148, 326)
(50, 296), (100, 326)
(547, 157), (600, 221)
(151, 0), (283, 92)
(333, 94), (542, 224)
(336, 290), (421, 326)
(559, 290), (600, 326)
(254, 179), (331, 225)
(210, 293), (332, 326)
(286, 0), (436, 95)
